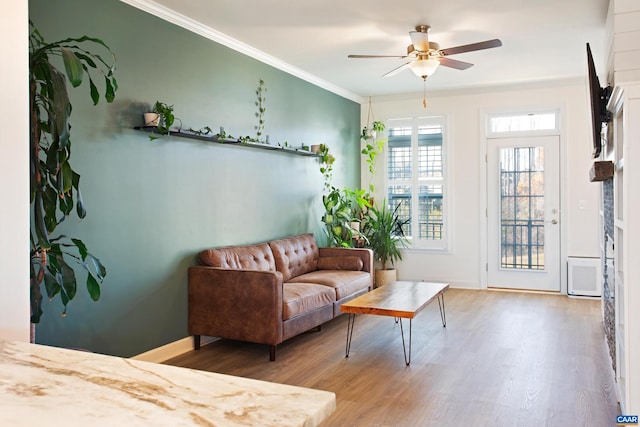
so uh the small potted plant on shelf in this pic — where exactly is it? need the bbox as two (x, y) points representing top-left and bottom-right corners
(147, 101), (180, 140)
(362, 201), (409, 287)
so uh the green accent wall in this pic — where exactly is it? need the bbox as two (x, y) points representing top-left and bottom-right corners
(29, 0), (361, 357)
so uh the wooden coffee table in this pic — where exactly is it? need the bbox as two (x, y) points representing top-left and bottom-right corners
(340, 281), (449, 365)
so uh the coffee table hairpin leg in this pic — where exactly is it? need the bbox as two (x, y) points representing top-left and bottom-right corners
(438, 293), (447, 327)
(398, 318), (412, 365)
(399, 293), (447, 366)
(345, 313), (356, 358)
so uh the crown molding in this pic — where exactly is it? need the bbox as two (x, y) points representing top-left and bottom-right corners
(119, 0), (363, 104)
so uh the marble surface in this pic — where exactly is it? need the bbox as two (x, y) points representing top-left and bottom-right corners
(0, 340), (335, 426)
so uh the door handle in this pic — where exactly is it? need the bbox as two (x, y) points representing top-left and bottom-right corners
(550, 219), (558, 225)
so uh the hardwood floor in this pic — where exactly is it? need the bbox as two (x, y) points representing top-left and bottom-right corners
(165, 289), (619, 427)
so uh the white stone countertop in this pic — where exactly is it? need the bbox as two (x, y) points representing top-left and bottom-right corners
(0, 340), (335, 426)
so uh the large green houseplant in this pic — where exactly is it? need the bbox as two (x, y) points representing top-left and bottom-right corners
(322, 187), (371, 248)
(363, 201), (409, 287)
(29, 22), (117, 323)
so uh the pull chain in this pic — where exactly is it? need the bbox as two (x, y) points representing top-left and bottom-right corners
(422, 77), (427, 109)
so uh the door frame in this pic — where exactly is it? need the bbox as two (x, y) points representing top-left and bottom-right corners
(479, 107), (568, 294)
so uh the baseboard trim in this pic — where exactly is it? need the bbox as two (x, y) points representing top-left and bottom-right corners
(131, 336), (219, 363)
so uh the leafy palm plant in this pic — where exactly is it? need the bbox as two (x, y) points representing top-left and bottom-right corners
(29, 22), (117, 323)
(363, 201), (409, 270)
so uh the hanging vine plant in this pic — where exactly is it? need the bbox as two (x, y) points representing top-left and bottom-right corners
(255, 78), (267, 142)
(29, 22), (117, 322)
(318, 143), (335, 191)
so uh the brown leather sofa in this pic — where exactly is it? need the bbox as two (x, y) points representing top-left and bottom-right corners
(188, 233), (373, 360)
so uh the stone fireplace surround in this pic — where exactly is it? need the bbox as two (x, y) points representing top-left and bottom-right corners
(602, 178), (615, 373)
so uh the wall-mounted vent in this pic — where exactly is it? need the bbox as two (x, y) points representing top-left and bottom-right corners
(568, 257), (602, 297)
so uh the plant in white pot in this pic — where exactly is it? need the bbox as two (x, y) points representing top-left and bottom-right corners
(147, 101), (180, 141)
(363, 201), (409, 287)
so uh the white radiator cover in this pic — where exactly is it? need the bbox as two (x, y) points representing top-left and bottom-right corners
(567, 257), (602, 297)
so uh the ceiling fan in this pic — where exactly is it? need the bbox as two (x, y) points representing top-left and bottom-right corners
(348, 25), (502, 81)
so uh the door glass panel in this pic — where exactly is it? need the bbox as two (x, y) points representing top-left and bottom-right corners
(500, 146), (545, 270)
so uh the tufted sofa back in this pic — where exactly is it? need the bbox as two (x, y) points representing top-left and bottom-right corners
(269, 234), (319, 282)
(199, 243), (276, 271)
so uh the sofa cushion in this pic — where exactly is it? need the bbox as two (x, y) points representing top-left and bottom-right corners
(317, 256), (363, 271)
(282, 282), (335, 321)
(269, 234), (319, 281)
(199, 243), (276, 271)
(289, 270), (371, 300)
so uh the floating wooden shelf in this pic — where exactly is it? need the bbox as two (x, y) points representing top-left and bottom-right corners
(589, 160), (614, 182)
(134, 127), (320, 158)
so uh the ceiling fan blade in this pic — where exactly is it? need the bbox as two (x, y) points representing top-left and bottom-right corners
(438, 57), (474, 70)
(382, 62), (411, 78)
(409, 31), (430, 52)
(348, 54), (406, 59)
(440, 39), (502, 56)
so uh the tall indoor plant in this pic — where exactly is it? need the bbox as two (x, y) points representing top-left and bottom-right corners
(29, 22), (117, 323)
(363, 201), (409, 287)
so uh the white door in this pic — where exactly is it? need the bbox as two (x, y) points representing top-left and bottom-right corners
(487, 136), (561, 291)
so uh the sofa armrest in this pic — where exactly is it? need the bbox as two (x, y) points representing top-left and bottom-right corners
(188, 266), (284, 345)
(318, 247), (374, 274)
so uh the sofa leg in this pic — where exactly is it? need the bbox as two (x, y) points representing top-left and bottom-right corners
(316, 325), (322, 332)
(193, 335), (201, 350)
(269, 345), (276, 361)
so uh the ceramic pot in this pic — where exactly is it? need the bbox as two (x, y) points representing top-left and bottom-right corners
(143, 112), (159, 126)
(374, 268), (397, 288)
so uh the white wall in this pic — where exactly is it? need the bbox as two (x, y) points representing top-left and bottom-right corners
(611, 0), (640, 84)
(0, 2), (30, 340)
(364, 79), (599, 290)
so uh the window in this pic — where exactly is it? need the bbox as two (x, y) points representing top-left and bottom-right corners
(488, 111), (559, 134)
(387, 116), (448, 250)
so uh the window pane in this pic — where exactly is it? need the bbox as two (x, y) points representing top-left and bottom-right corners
(419, 145), (442, 178)
(389, 127), (412, 137)
(388, 146), (411, 180)
(419, 185), (443, 240)
(490, 112), (557, 133)
(388, 126), (413, 180)
(499, 146), (545, 269)
(388, 185), (411, 238)
(387, 116), (447, 248)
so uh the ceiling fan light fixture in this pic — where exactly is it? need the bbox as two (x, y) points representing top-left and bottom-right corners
(408, 58), (440, 78)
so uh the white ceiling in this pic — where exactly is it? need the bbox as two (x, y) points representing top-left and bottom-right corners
(138, 0), (610, 101)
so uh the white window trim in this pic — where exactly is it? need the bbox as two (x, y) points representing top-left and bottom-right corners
(384, 115), (452, 252)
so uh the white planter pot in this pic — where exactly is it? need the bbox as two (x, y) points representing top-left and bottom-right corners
(143, 112), (159, 126)
(374, 268), (397, 288)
